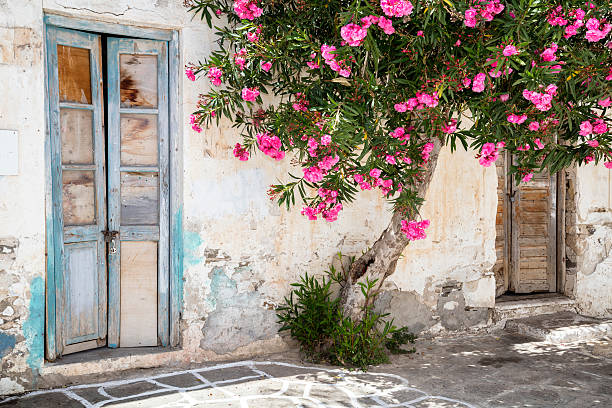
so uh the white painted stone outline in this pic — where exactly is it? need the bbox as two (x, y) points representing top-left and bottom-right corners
(1, 361), (477, 407)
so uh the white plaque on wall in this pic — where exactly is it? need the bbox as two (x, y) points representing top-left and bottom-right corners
(0, 130), (18, 175)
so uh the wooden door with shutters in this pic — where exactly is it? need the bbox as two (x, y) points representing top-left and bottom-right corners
(47, 27), (108, 355)
(494, 152), (557, 296)
(46, 26), (171, 357)
(106, 38), (169, 348)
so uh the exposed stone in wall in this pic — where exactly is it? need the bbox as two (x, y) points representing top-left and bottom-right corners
(199, 268), (279, 354)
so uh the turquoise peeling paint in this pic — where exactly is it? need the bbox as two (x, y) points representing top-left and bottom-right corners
(23, 277), (44, 372)
(0, 331), (16, 358)
(207, 268), (237, 310)
(183, 229), (204, 267)
(172, 208), (184, 310)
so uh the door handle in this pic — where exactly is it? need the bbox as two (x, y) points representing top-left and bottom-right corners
(103, 230), (120, 254)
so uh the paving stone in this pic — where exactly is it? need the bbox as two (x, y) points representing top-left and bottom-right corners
(253, 363), (320, 378)
(103, 380), (161, 398)
(70, 387), (110, 405)
(413, 397), (471, 407)
(0, 392), (83, 407)
(105, 391), (184, 407)
(153, 372), (208, 389)
(197, 365), (260, 383)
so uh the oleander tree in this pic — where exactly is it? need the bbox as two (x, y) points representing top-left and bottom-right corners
(186, 0), (612, 318)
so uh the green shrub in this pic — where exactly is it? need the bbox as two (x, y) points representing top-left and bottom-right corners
(277, 256), (416, 370)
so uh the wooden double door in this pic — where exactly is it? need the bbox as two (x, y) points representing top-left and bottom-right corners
(494, 152), (559, 296)
(46, 27), (170, 356)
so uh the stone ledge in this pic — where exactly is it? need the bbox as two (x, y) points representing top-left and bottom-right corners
(505, 311), (612, 343)
(493, 295), (576, 323)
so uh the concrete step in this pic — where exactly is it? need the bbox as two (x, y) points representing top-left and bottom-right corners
(493, 295), (576, 323)
(505, 311), (612, 343)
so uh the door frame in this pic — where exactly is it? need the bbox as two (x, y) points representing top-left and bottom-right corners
(43, 14), (183, 361)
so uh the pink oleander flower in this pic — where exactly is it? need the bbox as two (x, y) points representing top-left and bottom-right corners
(318, 155), (339, 171)
(260, 61), (272, 72)
(369, 168), (382, 179)
(442, 119), (457, 134)
(400, 219), (430, 241)
(341, 23), (368, 46)
(321, 44), (337, 60)
(593, 119), (608, 134)
(185, 68), (196, 81)
(579, 120), (593, 136)
(605, 161), (612, 169)
(380, 0), (414, 18)
(386, 155), (397, 165)
(247, 27), (261, 42)
(301, 206), (318, 221)
(585, 155), (594, 163)
(528, 121), (540, 131)
(587, 139), (599, 148)
(190, 114), (202, 133)
(378, 16), (395, 35)
(598, 97), (611, 107)
(522, 172), (534, 183)
(303, 166), (324, 182)
(257, 132), (284, 160)
(472, 73), (486, 93)
(478, 142), (500, 167)
(241, 87), (260, 102)
(541, 43), (558, 62)
(321, 134), (332, 145)
(421, 142), (434, 161)
(534, 138), (545, 150)
(503, 44), (519, 56)
(207, 67), (223, 86)
(233, 143), (249, 161)
(307, 60), (320, 69)
(499, 94), (510, 102)
(234, 48), (248, 70)
(417, 30), (424, 37)
(233, 0), (263, 20)
(507, 114), (527, 124)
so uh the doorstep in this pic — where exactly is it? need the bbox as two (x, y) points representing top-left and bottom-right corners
(493, 294), (576, 323)
(41, 347), (184, 378)
(505, 311), (612, 343)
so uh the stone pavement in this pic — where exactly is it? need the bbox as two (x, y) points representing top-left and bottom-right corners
(1, 332), (611, 407)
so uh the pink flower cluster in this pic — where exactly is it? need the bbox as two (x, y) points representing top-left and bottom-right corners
(400, 219), (430, 241)
(321, 44), (352, 78)
(260, 60), (272, 72)
(522, 84), (558, 112)
(234, 48), (247, 70)
(306, 52), (320, 69)
(190, 114), (202, 133)
(442, 119), (458, 134)
(389, 126), (411, 141)
(471, 72), (487, 92)
(233, 0), (262, 20)
(579, 119), (608, 137)
(292, 93), (309, 112)
(247, 26), (261, 42)
(478, 141), (504, 167)
(421, 142), (434, 162)
(507, 114), (527, 124)
(380, 0), (413, 17)
(207, 67), (223, 86)
(394, 91), (439, 112)
(241, 87), (260, 102)
(547, 6), (611, 42)
(464, 0), (505, 28)
(185, 68), (196, 81)
(353, 169), (394, 196)
(233, 143), (249, 161)
(341, 23), (368, 46)
(585, 18), (612, 42)
(540, 42), (558, 62)
(301, 189), (343, 222)
(257, 132), (285, 160)
(303, 155), (339, 182)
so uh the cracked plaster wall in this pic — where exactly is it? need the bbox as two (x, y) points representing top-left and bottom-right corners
(571, 164), (612, 318)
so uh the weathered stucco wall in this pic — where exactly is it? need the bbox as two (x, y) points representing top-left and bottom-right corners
(572, 164), (612, 317)
(0, 0), (610, 397)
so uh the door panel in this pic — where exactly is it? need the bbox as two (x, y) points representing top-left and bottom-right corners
(107, 37), (169, 347)
(47, 27), (107, 356)
(510, 170), (557, 293)
(120, 241), (158, 347)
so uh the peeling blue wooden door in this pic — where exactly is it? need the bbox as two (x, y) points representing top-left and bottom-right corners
(46, 27), (107, 355)
(106, 38), (170, 347)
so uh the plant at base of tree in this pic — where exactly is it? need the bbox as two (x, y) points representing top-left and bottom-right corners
(277, 254), (416, 370)
(186, 0), (612, 319)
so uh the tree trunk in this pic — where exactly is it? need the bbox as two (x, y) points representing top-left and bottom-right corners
(339, 138), (444, 319)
